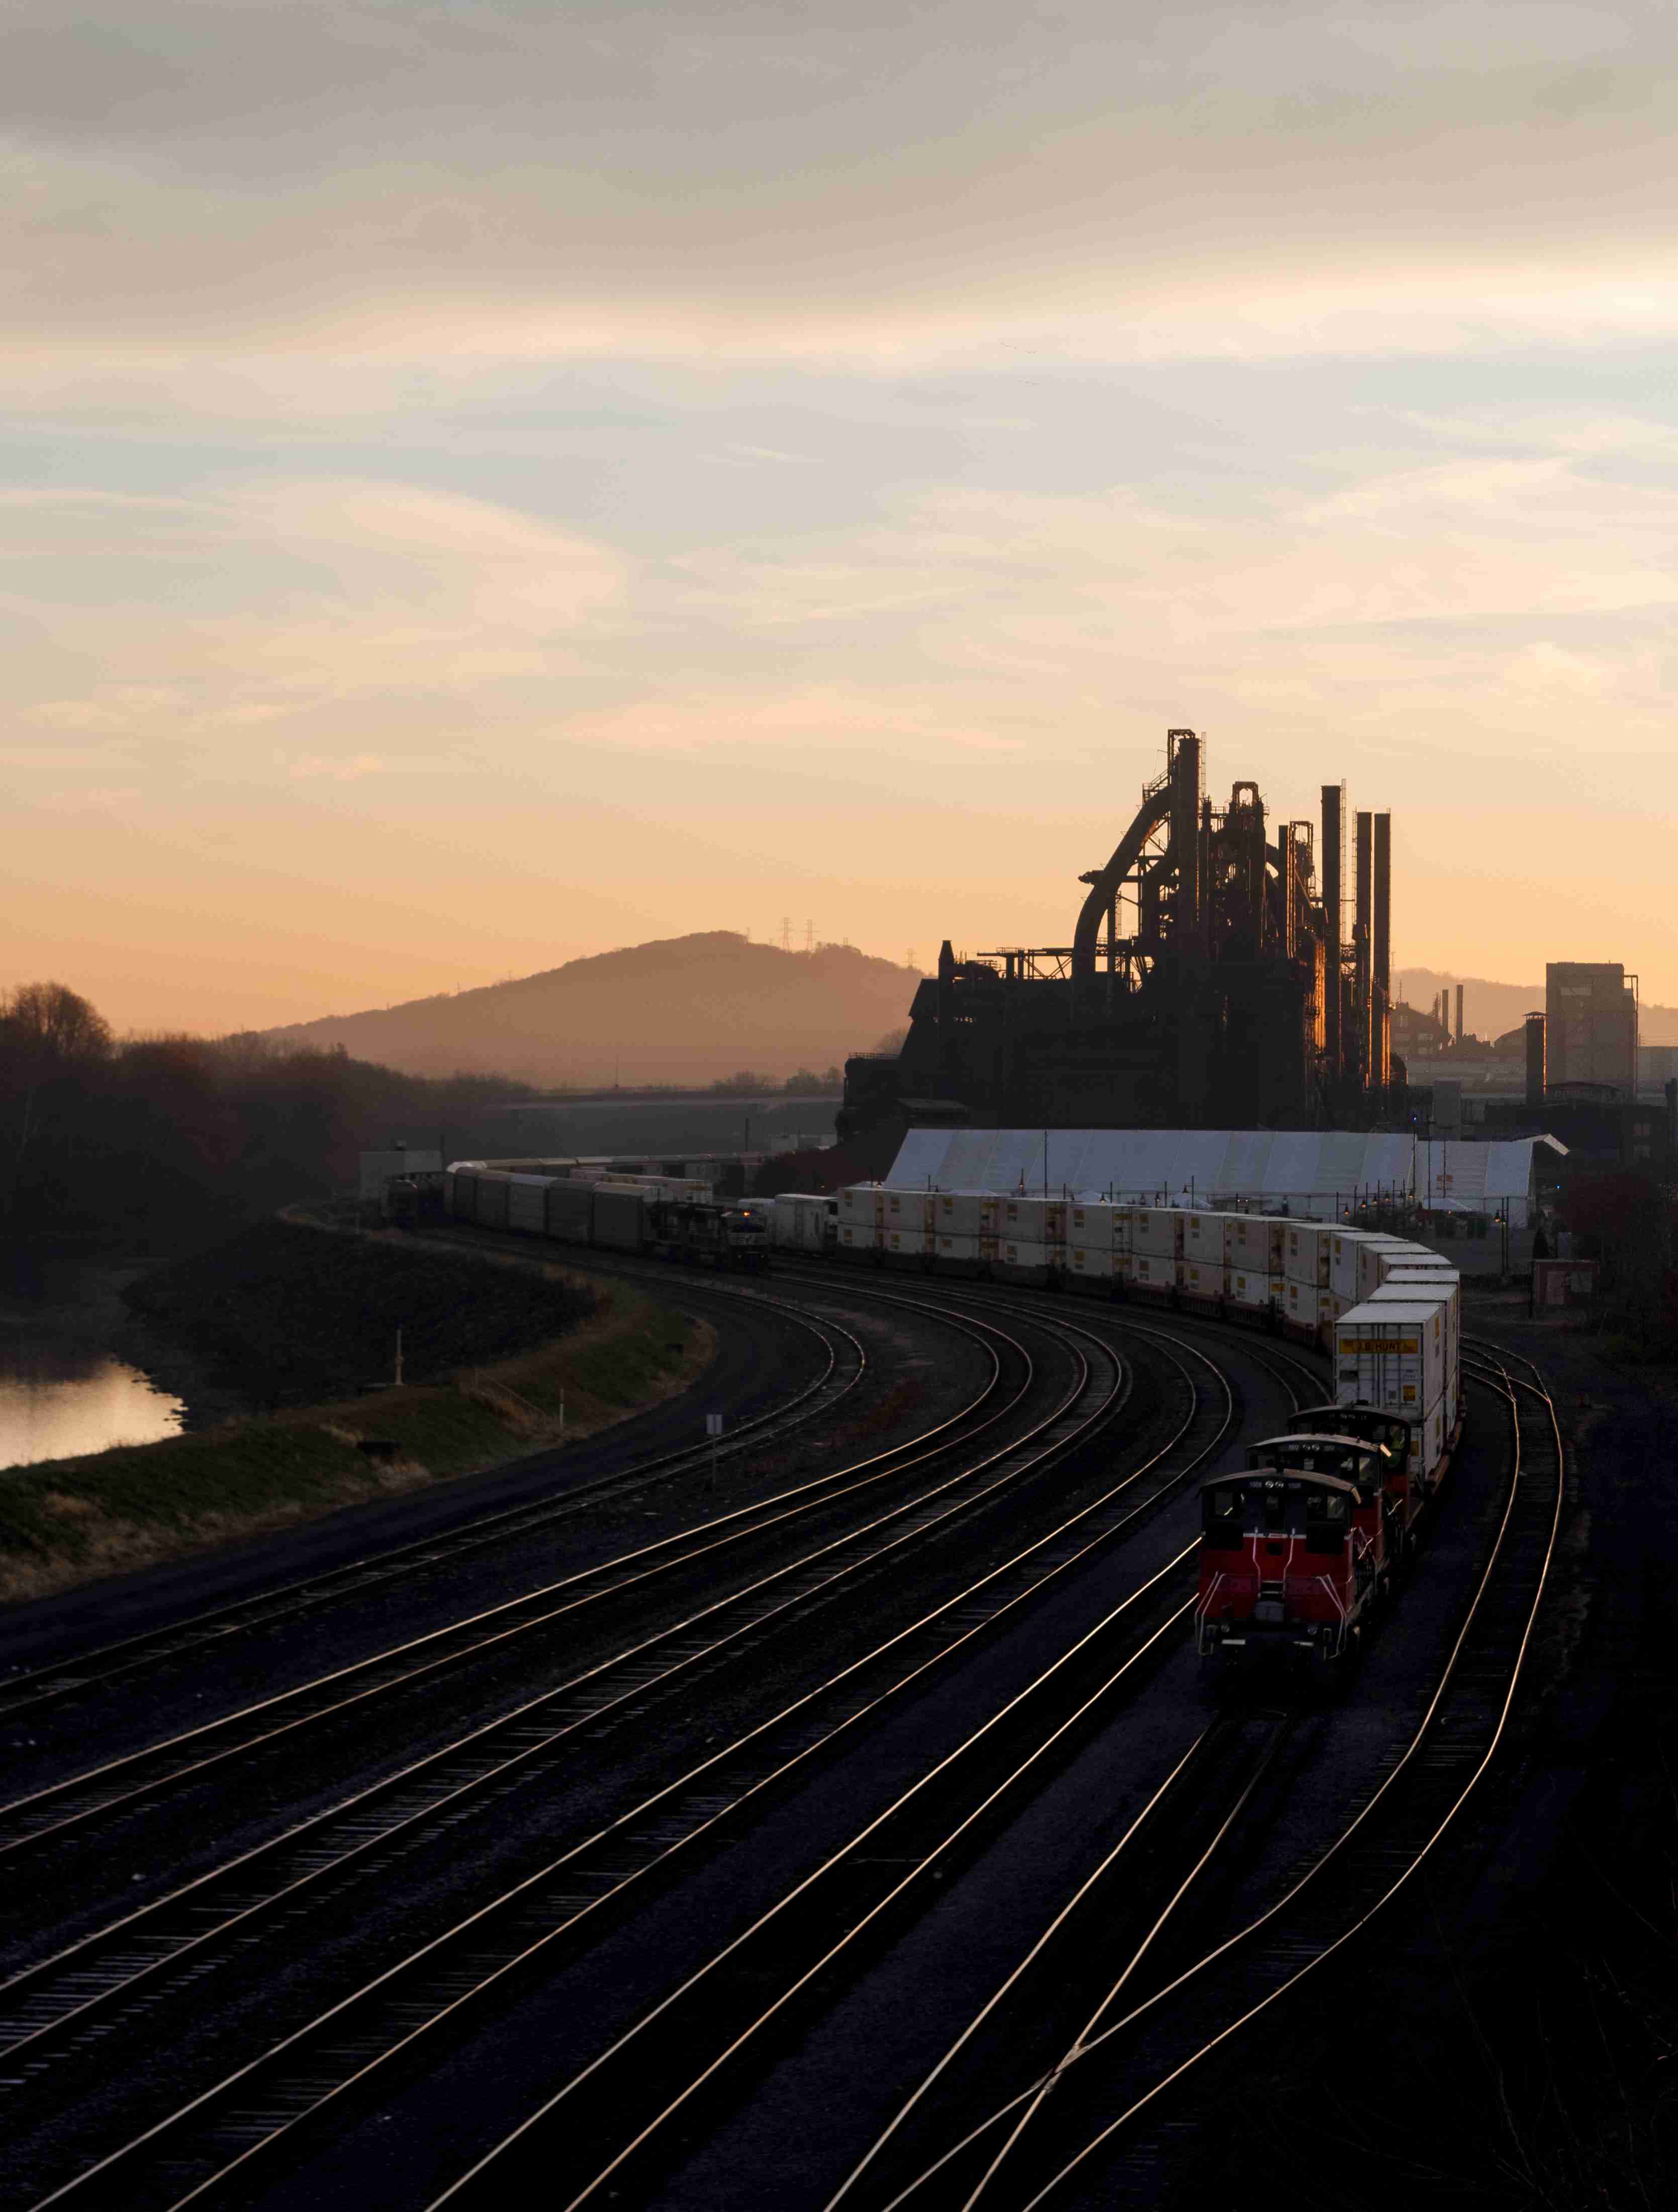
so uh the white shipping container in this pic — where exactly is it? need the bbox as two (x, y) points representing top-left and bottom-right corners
(839, 1185), (882, 1226)
(883, 1190), (935, 1232)
(1228, 1215), (1283, 1274)
(773, 1194), (835, 1252)
(1335, 1301), (1448, 1418)
(1228, 1266), (1277, 1311)
(1111, 1250), (1134, 1286)
(1180, 1258), (1227, 1301)
(883, 1226), (930, 1257)
(935, 1231), (981, 1263)
(1133, 1207), (1184, 1259)
(1356, 1237), (1427, 1301)
(1068, 1201), (1116, 1251)
(840, 1221), (879, 1253)
(1109, 1207), (1135, 1256)
(1182, 1209), (1228, 1263)
(1067, 1243), (1114, 1280)
(1131, 1251), (1178, 1291)
(933, 1191), (987, 1236)
(996, 1238), (1052, 1275)
(997, 1195), (1063, 1243)
(1282, 1220), (1330, 1288)
(1329, 1229), (1376, 1302)
(1364, 1280), (1460, 1405)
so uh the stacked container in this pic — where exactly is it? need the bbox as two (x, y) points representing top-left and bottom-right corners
(840, 1185), (884, 1228)
(1334, 1292), (1456, 1490)
(1365, 1276), (1461, 1419)
(1282, 1219), (1330, 1290)
(1066, 1200), (1115, 1284)
(1328, 1227), (1374, 1303)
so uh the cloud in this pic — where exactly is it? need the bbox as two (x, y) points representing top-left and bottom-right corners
(4, 3), (1678, 383)
(287, 753), (386, 782)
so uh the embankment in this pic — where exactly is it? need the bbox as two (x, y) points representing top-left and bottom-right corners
(1, 1223), (713, 1604)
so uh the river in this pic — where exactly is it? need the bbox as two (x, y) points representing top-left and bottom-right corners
(0, 1253), (185, 1472)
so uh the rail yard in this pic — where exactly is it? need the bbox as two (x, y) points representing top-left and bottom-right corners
(1, 1190), (1608, 2210)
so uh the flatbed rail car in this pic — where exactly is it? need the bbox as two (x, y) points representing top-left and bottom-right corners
(1197, 1436), (1393, 1667)
(446, 1166), (770, 1273)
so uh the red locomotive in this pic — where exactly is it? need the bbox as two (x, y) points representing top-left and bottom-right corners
(1195, 1430), (1395, 1667)
(1287, 1400), (1422, 1560)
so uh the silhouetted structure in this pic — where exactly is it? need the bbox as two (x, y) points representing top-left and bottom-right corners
(842, 730), (1396, 1136)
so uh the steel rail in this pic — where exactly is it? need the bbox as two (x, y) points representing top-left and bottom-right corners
(20, 1312), (1206, 2211)
(0, 1285), (865, 1720)
(0, 1297), (1027, 1857)
(0, 1307), (1060, 2069)
(407, 1330), (1254, 2212)
(882, 1352), (1562, 2212)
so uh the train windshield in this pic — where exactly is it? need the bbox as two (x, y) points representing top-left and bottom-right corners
(1247, 1438), (1376, 1489)
(1202, 1477), (1352, 1551)
(1294, 1404), (1408, 1457)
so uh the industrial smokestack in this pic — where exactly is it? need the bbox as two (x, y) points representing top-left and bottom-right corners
(1455, 983), (1465, 1042)
(1372, 814), (1390, 1003)
(1525, 1011), (1546, 1106)
(1322, 783), (1343, 1077)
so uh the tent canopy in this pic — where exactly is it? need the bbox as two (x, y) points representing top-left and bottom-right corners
(882, 1129), (1564, 1221)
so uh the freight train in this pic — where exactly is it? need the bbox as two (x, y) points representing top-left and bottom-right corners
(446, 1165), (770, 1271)
(819, 1183), (1462, 1668)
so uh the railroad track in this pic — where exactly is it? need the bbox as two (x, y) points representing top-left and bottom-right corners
(0, 1284), (866, 1722)
(0, 1293), (1026, 1859)
(403, 1324), (1287, 2210)
(8, 1313), (1264, 2209)
(0, 1294), (1113, 2119)
(835, 1343), (1561, 2210)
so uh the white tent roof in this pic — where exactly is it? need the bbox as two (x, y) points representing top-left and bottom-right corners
(882, 1129), (1564, 1215)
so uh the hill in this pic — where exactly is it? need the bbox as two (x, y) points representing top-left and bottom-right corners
(262, 933), (922, 1086)
(1396, 968), (1678, 1047)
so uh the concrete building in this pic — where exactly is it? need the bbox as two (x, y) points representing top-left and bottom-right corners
(1545, 963), (1638, 1094)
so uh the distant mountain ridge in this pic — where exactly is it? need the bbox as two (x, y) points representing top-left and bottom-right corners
(262, 932), (923, 1086)
(1396, 968), (1678, 1047)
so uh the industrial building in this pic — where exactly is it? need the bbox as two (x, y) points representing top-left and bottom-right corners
(1546, 962), (1638, 1095)
(841, 729), (1396, 1138)
(879, 1127), (1561, 1229)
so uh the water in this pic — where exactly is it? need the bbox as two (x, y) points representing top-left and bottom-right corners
(0, 1259), (185, 1472)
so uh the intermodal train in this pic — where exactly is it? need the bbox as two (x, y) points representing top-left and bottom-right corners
(818, 1185), (1464, 1670)
(446, 1165), (770, 1271)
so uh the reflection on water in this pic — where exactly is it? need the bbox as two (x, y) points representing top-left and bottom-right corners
(0, 1258), (185, 1471)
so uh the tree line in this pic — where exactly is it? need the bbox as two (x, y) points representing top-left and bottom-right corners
(0, 982), (532, 1247)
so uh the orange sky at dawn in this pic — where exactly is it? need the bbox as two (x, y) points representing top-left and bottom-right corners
(6, 3), (1677, 1032)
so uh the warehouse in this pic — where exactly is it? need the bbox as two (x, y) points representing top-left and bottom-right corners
(881, 1128), (1564, 1228)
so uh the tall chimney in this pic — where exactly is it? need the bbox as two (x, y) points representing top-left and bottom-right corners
(1322, 783), (1343, 1078)
(1525, 1012), (1546, 1107)
(1354, 809), (1373, 1086)
(1455, 982), (1465, 1043)
(1372, 814), (1390, 1002)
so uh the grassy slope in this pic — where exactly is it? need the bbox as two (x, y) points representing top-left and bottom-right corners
(1, 1259), (711, 1605)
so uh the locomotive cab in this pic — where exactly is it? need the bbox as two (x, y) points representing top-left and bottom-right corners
(721, 1206), (771, 1272)
(1289, 1400), (1423, 1546)
(1196, 1449), (1386, 1666)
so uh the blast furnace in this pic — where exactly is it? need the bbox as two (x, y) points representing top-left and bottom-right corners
(841, 730), (1394, 1136)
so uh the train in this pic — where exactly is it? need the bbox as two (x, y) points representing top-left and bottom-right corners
(446, 1164), (770, 1271)
(444, 1160), (1461, 1665)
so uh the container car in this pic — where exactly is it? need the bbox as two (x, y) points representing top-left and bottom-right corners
(447, 1165), (769, 1272)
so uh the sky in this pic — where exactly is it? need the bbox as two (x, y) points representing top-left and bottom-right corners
(5, 1), (1677, 1032)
